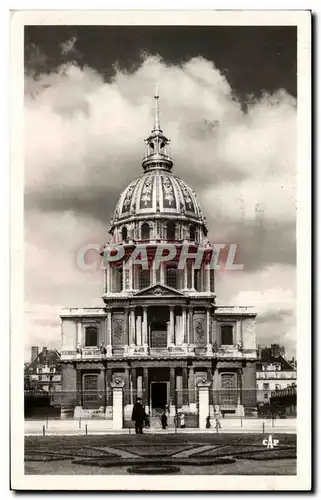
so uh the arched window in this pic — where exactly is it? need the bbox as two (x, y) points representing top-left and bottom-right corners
(166, 265), (177, 289)
(121, 226), (128, 241)
(189, 224), (196, 241)
(141, 222), (150, 241)
(221, 325), (233, 345)
(166, 221), (176, 241)
(85, 327), (98, 347)
(139, 268), (150, 289)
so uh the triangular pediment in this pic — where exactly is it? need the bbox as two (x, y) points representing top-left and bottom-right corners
(133, 284), (185, 297)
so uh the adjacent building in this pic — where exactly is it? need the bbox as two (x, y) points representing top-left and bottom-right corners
(24, 346), (62, 392)
(59, 96), (258, 420)
(256, 344), (297, 405)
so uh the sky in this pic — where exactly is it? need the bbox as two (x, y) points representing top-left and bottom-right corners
(24, 25), (297, 360)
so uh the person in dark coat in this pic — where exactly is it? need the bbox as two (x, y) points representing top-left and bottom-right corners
(131, 397), (146, 434)
(161, 411), (168, 430)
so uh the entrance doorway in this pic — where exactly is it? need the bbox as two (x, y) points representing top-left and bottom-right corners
(151, 382), (168, 415)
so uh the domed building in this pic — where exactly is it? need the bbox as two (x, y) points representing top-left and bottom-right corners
(59, 96), (258, 424)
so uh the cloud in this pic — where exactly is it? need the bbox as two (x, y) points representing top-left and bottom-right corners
(24, 54), (296, 357)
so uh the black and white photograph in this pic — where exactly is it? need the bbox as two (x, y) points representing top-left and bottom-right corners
(10, 9), (311, 491)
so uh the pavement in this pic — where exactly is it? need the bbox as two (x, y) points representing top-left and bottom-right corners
(25, 418), (296, 435)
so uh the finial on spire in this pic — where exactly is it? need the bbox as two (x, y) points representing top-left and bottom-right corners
(153, 86), (162, 132)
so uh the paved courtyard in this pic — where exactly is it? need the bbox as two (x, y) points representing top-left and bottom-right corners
(25, 433), (296, 475)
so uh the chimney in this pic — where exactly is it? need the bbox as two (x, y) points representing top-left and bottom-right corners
(42, 346), (48, 363)
(31, 346), (39, 362)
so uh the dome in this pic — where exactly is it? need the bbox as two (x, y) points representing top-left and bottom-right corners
(112, 170), (205, 225)
(109, 94), (208, 241)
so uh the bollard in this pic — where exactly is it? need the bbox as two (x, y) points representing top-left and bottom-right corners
(42, 424), (45, 437)
(85, 424), (88, 435)
(272, 417), (275, 428)
(79, 417), (81, 429)
(240, 417), (243, 428)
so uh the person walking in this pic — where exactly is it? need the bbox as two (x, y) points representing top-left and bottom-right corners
(131, 397), (146, 434)
(180, 412), (186, 429)
(161, 410), (168, 430)
(206, 416), (211, 429)
(214, 405), (222, 430)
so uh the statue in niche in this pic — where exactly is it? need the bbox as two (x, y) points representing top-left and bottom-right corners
(195, 318), (205, 343)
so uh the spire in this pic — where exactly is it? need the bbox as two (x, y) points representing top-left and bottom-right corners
(142, 92), (173, 172)
(153, 87), (162, 132)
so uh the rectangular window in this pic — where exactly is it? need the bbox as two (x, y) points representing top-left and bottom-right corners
(139, 268), (150, 289)
(263, 383), (269, 390)
(150, 330), (167, 348)
(221, 325), (233, 345)
(264, 393), (269, 399)
(85, 327), (98, 347)
(220, 373), (237, 405)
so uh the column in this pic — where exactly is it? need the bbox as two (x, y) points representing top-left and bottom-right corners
(106, 368), (112, 408)
(143, 368), (149, 411)
(107, 309), (112, 355)
(131, 368), (137, 403)
(182, 367), (189, 408)
(183, 266), (188, 289)
(206, 265), (211, 292)
(189, 306), (194, 344)
(191, 262), (195, 289)
(106, 264), (111, 293)
(129, 263), (133, 290)
(129, 306), (136, 347)
(152, 262), (157, 285)
(169, 306), (175, 346)
(182, 307), (187, 344)
(197, 380), (211, 429)
(207, 367), (214, 412)
(136, 314), (142, 346)
(122, 261), (126, 291)
(206, 307), (212, 354)
(124, 367), (130, 406)
(143, 306), (148, 346)
(77, 321), (82, 346)
(111, 379), (125, 430)
(213, 367), (220, 406)
(188, 366), (196, 411)
(103, 268), (107, 294)
(124, 308), (129, 351)
(170, 367), (176, 415)
(160, 262), (165, 285)
(235, 368), (245, 417)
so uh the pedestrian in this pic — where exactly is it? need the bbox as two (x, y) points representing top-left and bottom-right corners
(174, 413), (179, 429)
(161, 410), (168, 430)
(131, 397), (146, 434)
(180, 412), (186, 428)
(214, 405), (221, 430)
(206, 416), (211, 429)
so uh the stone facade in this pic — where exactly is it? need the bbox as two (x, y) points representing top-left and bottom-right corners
(59, 96), (258, 419)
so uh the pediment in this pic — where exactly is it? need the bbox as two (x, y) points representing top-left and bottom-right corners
(133, 284), (185, 297)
